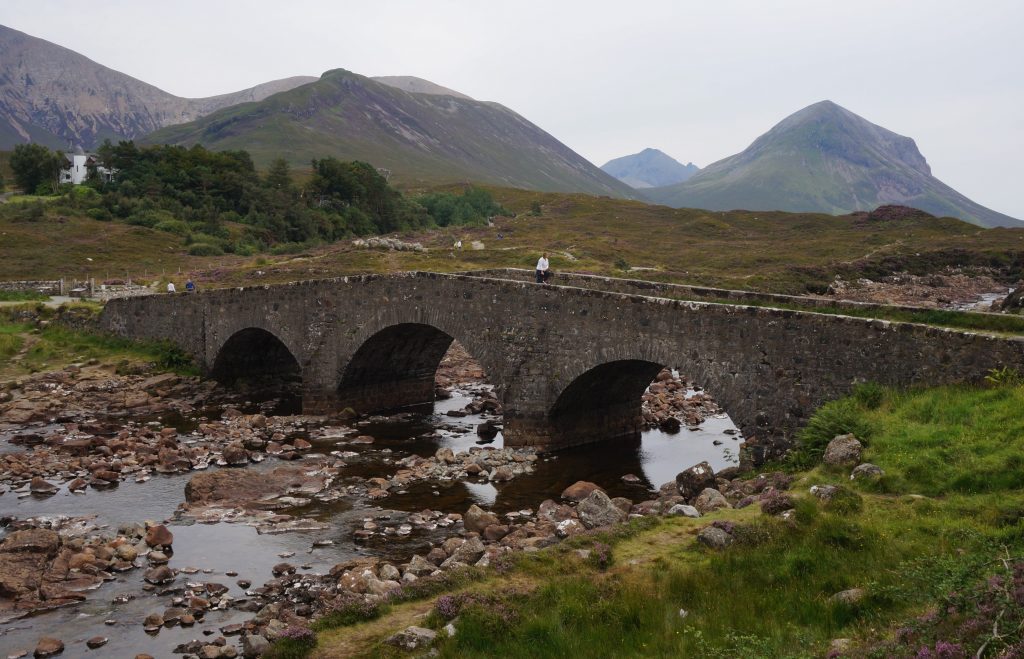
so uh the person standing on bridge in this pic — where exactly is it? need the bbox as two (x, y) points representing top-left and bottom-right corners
(536, 252), (551, 284)
(166, 281), (176, 294)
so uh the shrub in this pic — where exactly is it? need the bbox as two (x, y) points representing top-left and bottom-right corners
(852, 382), (885, 409)
(187, 242), (224, 256)
(85, 207), (112, 221)
(312, 596), (382, 630)
(823, 487), (864, 515)
(788, 398), (874, 468)
(153, 219), (191, 236)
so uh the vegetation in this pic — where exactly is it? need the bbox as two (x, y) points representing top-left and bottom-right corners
(0, 304), (196, 376)
(8, 143), (63, 194)
(276, 380), (1024, 657)
(0, 290), (49, 302)
(1, 142), (508, 256)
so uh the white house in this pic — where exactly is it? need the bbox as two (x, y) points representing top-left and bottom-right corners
(60, 146), (113, 185)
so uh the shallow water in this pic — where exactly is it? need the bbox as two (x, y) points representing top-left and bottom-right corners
(0, 387), (739, 657)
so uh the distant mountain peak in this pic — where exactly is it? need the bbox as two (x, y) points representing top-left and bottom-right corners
(0, 23), (315, 149)
(644, 101), (1017, 227)
(601, 148), (699, 189)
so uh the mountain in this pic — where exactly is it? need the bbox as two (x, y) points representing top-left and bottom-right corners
(372, 76), (473, 100)
(144, 68), (635, 197)
(601, 148), (699, 188)
(0, 24), (316, 149)
(643, 101), (1019, 227)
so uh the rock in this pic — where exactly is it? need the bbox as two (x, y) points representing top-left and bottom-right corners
(491, 465), (514, 482)
(116, 544), (138, 562)
(386, 626), (437, 651)
(435, 447), (455, 464)
(144, 524), (173, 548)
(666, 504), (701, 518)
(426, 547), (448, 566)
(476, 420), (499, 440)
(828, 638), (854, 655)
(184, 466), (328, 506)
(697, 526), (733, 550)
(577, 490), (628, 529)
(760, 491), (795, 515)
(823, 434), (863, 467)
(659, 417), (681, 433)
(693, 488), (731, 514)
(143, 565), (174, 585)
(67, 478), (88, 492)
(675, 462), (715, 500)
(830, 588), (867, 605)
(809, 484), (838, 502)
(222, 442), (249, 466)
(198, 646), (222, 659)
(142, 612), (164, 631)
(482, 524), (510, 542)
(850, 463), (884, 481)
(560, 480), (603, 502)
(554, 519), (585, 538)
(463, 505), (500, 534)
(0, 529), (60, 599)
(404, 554), (437, 578)
(85, 637), (108, 649)
(242, 635), (270, 657)
(537, 499), (576, 523)
(29, 477), (59, 495)
(443, 536), (485, 567)
(271, 563), (295, 577)
(379, 563), (401, 582)
(33, 638), (64, 658)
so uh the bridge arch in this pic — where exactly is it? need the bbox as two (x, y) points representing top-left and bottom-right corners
(336, 322), (494, 414)
(548, 359), (666, 447)
(210, 327), (303, 389)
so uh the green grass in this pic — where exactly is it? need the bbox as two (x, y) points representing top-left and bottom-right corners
(308, 381), (1024, 658)
(0, 308), (197, 376)
(0, 290), (50, 302)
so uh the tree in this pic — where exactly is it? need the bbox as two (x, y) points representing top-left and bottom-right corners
(265, 158), (293, 191)
(9, 143), (63, 194)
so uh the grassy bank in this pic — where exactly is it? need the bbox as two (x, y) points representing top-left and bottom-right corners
(0, 304), (196, 377)
(294, 380), (1024, 658)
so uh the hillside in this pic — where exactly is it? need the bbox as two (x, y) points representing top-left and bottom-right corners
(644, 101), (1020, 228)
(4, 188), (1024, 299)
(372, 76), (473, 100)
(601, 148), (699, 188)
(142, 69), (635, 196)
(0, 24), (316, 149)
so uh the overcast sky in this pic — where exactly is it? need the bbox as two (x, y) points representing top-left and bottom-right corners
(3, 0), (1022, 217)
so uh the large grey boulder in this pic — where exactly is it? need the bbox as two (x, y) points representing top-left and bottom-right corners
(693, 488), (732, 514)
(463, 505), (499, 534)
(697, 525), (733, 550)
(823, 434), (863, 467)
(577, 490), (628, 529)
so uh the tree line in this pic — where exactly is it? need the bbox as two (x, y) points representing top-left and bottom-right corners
(4, 142), (507, 255)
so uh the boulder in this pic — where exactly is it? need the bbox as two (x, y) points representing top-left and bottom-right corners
(577, 490), (628, 529)
(404, 554), (437, 578)
(222, 442), (249, 466)
(537, 499), (576, 523)
(144, 524), (173, 548)
(697, 525), (733, 550)
(443, 536), (485, 567)
(33, 637), (64, 658)
(242, 635), (270, 658)
(665, 504), (701, 518)
(693, 488), (731, 514)
(560, 481), (603, 502)
(143, 565), (174, 585)
(675, 462), (715, 500)
(435, 447), (456, 464)
(850, 463), (884, 481)
(29, 477), (59, 495)
(385, 626), (437, 651)
(823, 434), (863, 467)
(830, 588), (867, 605)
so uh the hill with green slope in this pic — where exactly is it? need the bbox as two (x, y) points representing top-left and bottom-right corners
(644, 100), (1020, 228)
(601, 148), (699, 188)
(143, 69), (635, 197)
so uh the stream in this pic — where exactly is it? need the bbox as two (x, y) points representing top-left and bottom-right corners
(0, 386), (739, 658)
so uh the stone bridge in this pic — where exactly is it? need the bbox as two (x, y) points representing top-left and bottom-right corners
(98, 270), (1024, 463)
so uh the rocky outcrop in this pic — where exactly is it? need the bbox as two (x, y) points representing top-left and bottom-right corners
(823, 434), (863, 467)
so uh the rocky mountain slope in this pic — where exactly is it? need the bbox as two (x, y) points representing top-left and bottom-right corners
(372, 76), (473, 100)
(144, 68), (635, 196)
(643, 101), (1019, 227)
(601, 148), (699, 188)
(0, 24), (316, 149)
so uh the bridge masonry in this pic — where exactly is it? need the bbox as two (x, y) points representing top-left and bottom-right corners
(99, 270), (1024, 465)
